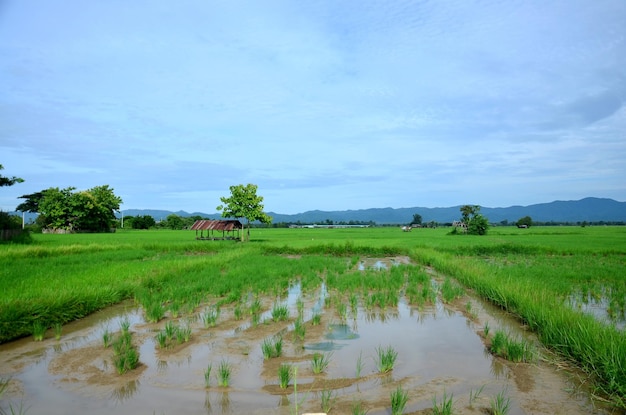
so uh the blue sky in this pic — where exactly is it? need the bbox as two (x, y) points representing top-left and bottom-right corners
(1, 1), (625, 214)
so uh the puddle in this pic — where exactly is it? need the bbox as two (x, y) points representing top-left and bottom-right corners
(0, 277), (615, 415)
(567, 291), (626, 330)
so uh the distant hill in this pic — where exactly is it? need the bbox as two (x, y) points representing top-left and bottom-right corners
(11, 197), (626, 225)
(115, 197), (626, 224)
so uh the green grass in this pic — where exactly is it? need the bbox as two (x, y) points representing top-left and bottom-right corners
(1, 227), (626, 407)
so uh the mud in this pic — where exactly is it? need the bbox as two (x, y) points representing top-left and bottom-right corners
(0, 262), (615, 415)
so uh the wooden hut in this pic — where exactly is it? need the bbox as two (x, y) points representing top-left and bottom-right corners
(190, 219), (243, 240)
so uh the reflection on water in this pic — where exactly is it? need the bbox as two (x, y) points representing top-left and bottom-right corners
(112, 379), (140, 403)
(325, 324), (359, 341)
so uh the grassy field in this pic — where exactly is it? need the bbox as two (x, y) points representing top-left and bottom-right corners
(1, 225), (625, 406)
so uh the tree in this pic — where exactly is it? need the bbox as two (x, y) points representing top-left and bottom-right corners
(516, 216), (532, 228)
(24, 185), (122, 232)
(164, 214), (185, 230)
(459, 204), (489, 235)
(412, 213), (422, 226)
(131, 215), (156, 229)
(217, 184), (272, 241)
(0, 164), (24, 188)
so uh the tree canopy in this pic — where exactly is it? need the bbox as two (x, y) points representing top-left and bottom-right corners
(18, 185), (122, 232)
(459, 204), (489, 235)
(516, 216), (532, 228)
(217, 184), (272, 241)
(0, 164), (24, 188)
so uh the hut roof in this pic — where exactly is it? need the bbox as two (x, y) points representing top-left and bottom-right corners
(190, 219), (243, 231)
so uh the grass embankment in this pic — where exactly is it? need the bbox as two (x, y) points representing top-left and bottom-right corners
(1, 226), (625, 407)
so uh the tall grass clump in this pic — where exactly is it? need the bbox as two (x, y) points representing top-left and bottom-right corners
(376, 345), (398, 373)
(390, 386), (409, 415)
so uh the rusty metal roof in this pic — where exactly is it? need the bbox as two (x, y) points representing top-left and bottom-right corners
(190, 219), (243, 231)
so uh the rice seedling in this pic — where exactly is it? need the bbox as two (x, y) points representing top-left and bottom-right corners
(349, 293), (359, 314)
(390, 386), (409, 415)
(469, 384), (485, 408)
(278, 363), (292, 389)
(204, 363), (212, 388)
(351, 400), (368, 415)
(296, 297), (304, 317)
(490, 389), (511, 415)
(233, 304), (243, 320)
(178, 323), (192, 343)
(169, 302), (181, 318)
(311, 312), (322, 326)
(320, 388), (335, 413)
(119, 316), (131, 333)
(54, 322), (62, 340)
(490, 330), (535, 362)
(155, 330), (168, 349)
(217, 360), (231, 387)
(337, 302), (348, 321)
(505, 337), (535, 363)
(483, 321), (490, 337)
(112, 332), (139, 375)
(145, 301), (165, 323)
(311, 352), (332, 374)
(261, 336), (283, 359)
(355, 351), (364, 378)
(293, 317), (306, 341)
(202, 307), (220, 328)
(249, 298), (262, 315)
(32, 321), (45, 341)
(490, 330), (507, 356)
(271, 302), (289, 322)
(102, 328), (112, 348)
(164, 320), (176, 339)
(441, 277), (464, 303)
(376, 345), (398, 373)
(432, 389), (454, 415)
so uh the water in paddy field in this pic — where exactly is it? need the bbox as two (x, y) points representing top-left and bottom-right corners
(0, 273), (616, 414)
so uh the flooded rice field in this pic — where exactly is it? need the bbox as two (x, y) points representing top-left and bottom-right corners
(0, 259), (614, 415)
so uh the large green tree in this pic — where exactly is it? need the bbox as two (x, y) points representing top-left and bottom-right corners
(19, 185), (122, 232)
(459, 204), (489, 235)
(217, 184), (272, 241)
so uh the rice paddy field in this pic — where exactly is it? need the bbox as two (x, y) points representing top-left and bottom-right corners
(1, 226), (625, 414)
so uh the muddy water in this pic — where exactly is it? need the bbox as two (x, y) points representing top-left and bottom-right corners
(0, 276), (612, 414)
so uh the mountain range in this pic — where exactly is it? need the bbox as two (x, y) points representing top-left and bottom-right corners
(115, 197), (625, 224)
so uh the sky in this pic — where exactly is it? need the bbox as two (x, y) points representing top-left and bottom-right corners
(1, 1), (625, 215)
